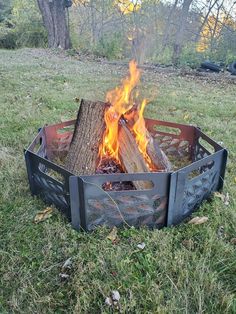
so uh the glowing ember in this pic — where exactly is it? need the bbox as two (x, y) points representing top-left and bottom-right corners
(99, 60), (152, 169)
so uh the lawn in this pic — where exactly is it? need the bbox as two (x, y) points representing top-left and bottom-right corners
(0, 48), (235, 313)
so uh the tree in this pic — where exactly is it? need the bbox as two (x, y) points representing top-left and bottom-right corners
(162, 0), (179, 51)
(37, 0), (72, 49)
(172, 0), (193, 65)
(0, 0), (12, 23)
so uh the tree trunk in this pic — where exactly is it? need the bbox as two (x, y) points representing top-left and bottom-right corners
(162, 0), (179, 51)
(194, 0), (218, 43)
(172, 0), (193, 65)
(37, 0), (71, 49)
(210, 1), (223, 52)
(90, 0), (97, 45)
(65, 99), (108, 175)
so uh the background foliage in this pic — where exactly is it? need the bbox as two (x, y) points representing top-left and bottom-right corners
(0, 0), (47, 49)
(0, 0), (235, 64)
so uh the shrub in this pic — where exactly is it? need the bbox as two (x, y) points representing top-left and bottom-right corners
(0, 0), (47, 49)
(0, 23), (17, 49)
(93, 33), (124, 60)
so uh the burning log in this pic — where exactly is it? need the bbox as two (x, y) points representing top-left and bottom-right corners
(118, 121), (153, 190)
(65, 99), (171, 188)
(123, 107), (172, 172)
(118, 120), (171, 190)
(65, 99), (108, 175)
(65, 61), (171, 187)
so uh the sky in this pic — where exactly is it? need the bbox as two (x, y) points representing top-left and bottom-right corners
(162, 0), (236, 17)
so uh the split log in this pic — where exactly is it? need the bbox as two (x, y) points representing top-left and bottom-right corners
(123, 107), (172, 172)
(65, 99), (107, 175)
(146, 136), (172, 172)
(118, 121), (153, 190)
(118, 120), (172, 190)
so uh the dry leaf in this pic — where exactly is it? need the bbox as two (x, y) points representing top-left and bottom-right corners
(112, 290), (120, 301)
(107, 226), (118, 242)
(62, 258), (72, 270)
(188, 216), (208, 225)
(59, 273), (70, 280)
(105, 297), (112, 306)
(137, 242), (146, 250)
(224, 192), (230, 206)
(214, 192), (230, 206)
(230, 238), (236, 245)
(169, 106), (177, 112)
(214, 191), (224, 199)
(34, 207), (53, 223)
(182, 239), (194, 250)
(234, 177), (236, 184)
(183, 113), (190, 121)
(105, 291), (121, 308)
(217, 226), (225, 239)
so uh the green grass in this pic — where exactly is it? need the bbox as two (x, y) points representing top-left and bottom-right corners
(0, 48), (236, 313)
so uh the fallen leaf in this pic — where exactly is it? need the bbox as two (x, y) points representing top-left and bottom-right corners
(183, 113), (190, 121)
(214, 192), (230, 206)
(105, 297), (112, 306)
(62, 258), (72, 270)
(34, 207), (53, 223)
(112, 290), (120, 301)
(107, 226), (118, 243)
(234, 177), (236, 184)
(230, 238), (236, 245)
(74, 97), (80, 103)
(59, 273), (70, 280)
(137, 242), (146, 250)
(188, 216), (208, 225)
(217, 225), (225, 239)
(224, 192), (230, 206)
(168, 106), (177, 112)
(182, 239), (194, 250)
(214, 191), (224, 199)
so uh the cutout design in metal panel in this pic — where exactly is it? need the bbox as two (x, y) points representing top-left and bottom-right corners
(154, 134), (190, 157)
(86, 194), (167, 230)
(182, 170), (218, 216)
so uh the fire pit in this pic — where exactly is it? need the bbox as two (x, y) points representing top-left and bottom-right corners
(25, 117), (227, 231)
(25, 61), (227, 231)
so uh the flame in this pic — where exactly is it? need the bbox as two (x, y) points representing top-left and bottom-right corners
(99, 60), (152, 169)
(132, 98), (152, 167)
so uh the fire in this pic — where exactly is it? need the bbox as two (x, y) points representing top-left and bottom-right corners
(99, 60), (152, 169)
(132, 98), (152, 166)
